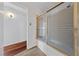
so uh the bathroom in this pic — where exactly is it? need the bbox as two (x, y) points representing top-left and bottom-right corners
(0, 2), (79, 56)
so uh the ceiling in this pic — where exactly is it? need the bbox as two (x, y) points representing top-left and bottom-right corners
(1, 2), (59, 16)
(11, 2), (59, 13)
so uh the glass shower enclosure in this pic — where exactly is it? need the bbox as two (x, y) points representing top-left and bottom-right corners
(37, 2), (74, 55)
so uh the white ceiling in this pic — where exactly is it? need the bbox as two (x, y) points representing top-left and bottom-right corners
(11, 2), (59, 13)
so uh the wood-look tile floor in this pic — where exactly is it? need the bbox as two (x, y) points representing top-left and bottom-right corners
(15, 47), (46, 56)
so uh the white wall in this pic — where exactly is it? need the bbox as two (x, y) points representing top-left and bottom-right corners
(1, 2), (40, 50)
(3, 3), (40, 49)
(4, 3), (27, 46)
(0, 2), (3, 56)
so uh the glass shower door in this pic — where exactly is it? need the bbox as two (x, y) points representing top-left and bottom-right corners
(47, 3), (74, 55)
